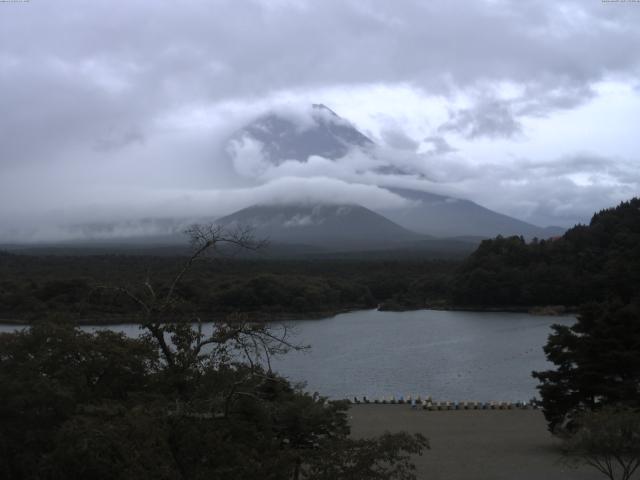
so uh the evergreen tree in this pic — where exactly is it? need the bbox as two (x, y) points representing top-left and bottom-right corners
(533, 301), (640, 432)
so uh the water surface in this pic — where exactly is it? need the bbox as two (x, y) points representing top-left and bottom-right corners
(270, 309), (573, 402)
(0, 309), (574, 402)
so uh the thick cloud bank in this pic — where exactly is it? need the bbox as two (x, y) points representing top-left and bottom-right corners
(1, 0), (639, 240)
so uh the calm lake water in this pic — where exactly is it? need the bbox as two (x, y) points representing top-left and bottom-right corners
(0, 309), (574, 402)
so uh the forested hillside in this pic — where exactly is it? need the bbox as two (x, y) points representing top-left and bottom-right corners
(452, 198), (640, 307)
(0, 255), (455, 322)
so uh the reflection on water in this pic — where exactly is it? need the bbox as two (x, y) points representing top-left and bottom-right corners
(0, 309), (574, 401)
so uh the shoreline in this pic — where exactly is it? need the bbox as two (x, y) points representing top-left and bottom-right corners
(422, 304), (577, 316)
(0, 307), (362, 327)
(0, 304), (577, 326)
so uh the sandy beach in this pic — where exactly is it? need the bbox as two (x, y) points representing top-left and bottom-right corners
(349, 405), (602, 480)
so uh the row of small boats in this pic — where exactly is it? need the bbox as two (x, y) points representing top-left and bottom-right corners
(349, 396), (537, 410)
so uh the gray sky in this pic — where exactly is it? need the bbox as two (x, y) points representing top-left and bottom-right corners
(1, 0), (639, 240)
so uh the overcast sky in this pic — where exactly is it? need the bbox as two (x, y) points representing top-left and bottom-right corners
(1, 0), (639, 240)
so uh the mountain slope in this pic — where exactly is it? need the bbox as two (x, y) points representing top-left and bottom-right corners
(229, 104), (373, 164)
(215, 203), (423, 251)
(381, 187), (565, 239)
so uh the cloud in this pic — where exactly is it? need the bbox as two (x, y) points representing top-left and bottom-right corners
(226, 135), (271, 178)
(380, 128), (419, 151)
(0, 175), (411, 242)
(2, 0), (638, 164)
(422, 136), (456, 155)
(438, 81), (598, 139)
(440, 98), (523, 139)
(283, 214), (318, 227)
(415, 153), (640, 226)
(1, 0), (639, 238)
(242, 177), (412, 210)
(93, 127), (145, 152)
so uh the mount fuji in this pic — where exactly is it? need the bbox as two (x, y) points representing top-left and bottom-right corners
(225, 104), (564, 242)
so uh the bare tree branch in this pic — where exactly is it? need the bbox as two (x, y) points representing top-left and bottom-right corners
(96, 223), (305, 374)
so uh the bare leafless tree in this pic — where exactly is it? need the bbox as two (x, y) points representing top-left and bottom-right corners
(106, 224), (302, 373)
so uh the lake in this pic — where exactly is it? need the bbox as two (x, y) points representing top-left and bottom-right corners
(0, 309), (574, 402)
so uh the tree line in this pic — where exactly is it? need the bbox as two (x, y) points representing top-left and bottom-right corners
(451, 198), (640, 307)
(0, 254), (456, 322)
